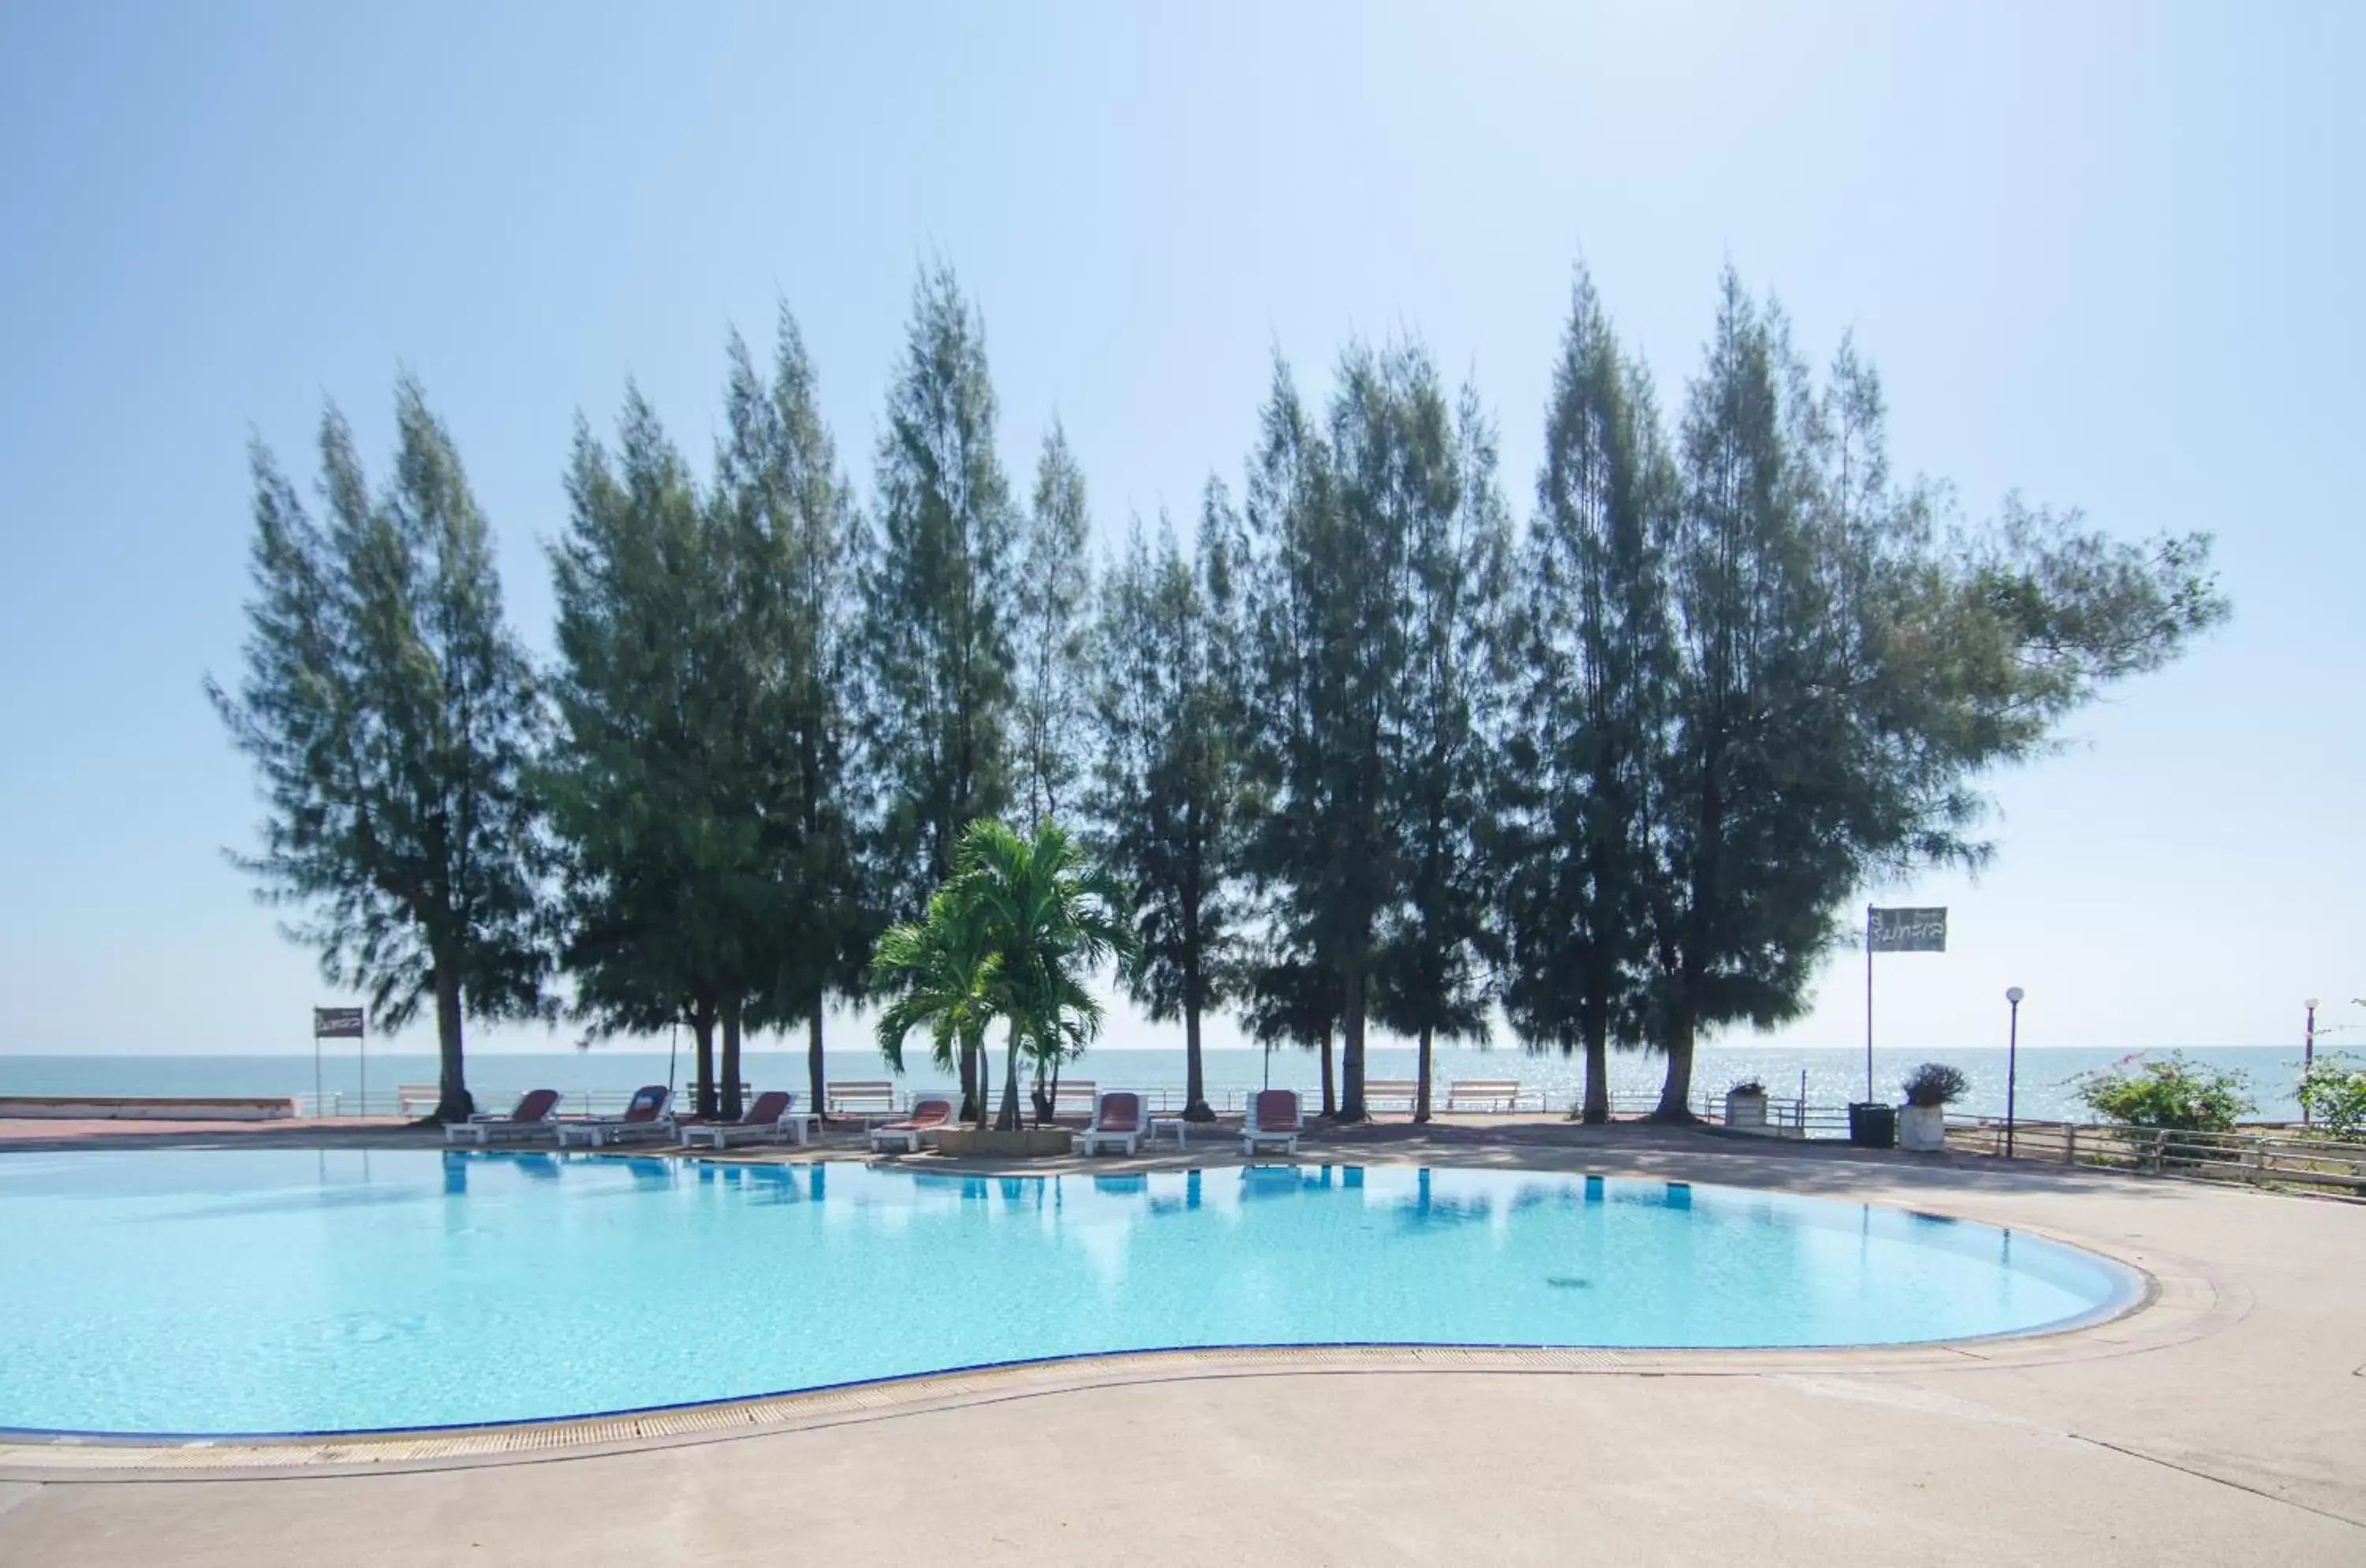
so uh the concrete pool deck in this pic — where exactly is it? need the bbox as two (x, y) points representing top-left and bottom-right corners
(1, 1122), (2360, 1564)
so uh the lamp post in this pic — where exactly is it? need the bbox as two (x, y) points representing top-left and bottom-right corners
(2304, 999), (2319, 1126)
(2004, 987), (2025, 1159)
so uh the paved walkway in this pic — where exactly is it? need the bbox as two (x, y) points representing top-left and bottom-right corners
(2, 1126), (2360, 1565)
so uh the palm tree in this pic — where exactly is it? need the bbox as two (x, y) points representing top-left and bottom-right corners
(950, 819), (1136, 1131)
(871, 883), (1000, 1128)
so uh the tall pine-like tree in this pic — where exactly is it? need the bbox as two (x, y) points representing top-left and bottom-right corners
(545, 389), (745, 1114)
(1636, 270), (2228, 1117)
(1640, 275), (1861, 1116)
(1013, 421), (1094, 827)
(1371, 371), (1514, 1122)
(718, 307), (872, 1121)
(1500, 267), (1677, 1122)
(210, 379), (550, 1122)
(1237, 357), (1352, 1117)
(862, 263), (1018, 1117)
(1087, 494), (1249, 1122)
(1242, 342), (1485, 1121)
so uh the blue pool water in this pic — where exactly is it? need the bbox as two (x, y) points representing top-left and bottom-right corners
(0, 1152), (2137, 1436)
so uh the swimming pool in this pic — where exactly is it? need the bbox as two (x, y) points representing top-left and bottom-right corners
(0, 1151), (2137, 1436)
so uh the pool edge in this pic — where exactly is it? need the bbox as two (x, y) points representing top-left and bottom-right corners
(0, 1225), (2208, 1484)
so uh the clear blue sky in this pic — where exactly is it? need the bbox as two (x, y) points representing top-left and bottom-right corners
(2, 2), (2358, 1059)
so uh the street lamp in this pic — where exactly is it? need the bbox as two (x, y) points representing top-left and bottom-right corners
(2304, 999), (2319, 1126)
(2004, 987), (2025, 1159)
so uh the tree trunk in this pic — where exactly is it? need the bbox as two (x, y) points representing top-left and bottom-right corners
(692, 1012), (718, 1119)
(960, 1042), (981, 1124)
(431, 963), (473, 1122)
(1318, 1025), (1336, 1118)
(1183, 1001), (1214, 1121)
(1414, 1024), (1434, 1123)
(1650, 1003), (1699, 1122)
(997, 1021), (1024, 1131)
(807, 999), (827, 1125)
(1654, 757), (1719, 1126)
(719, 999), (745, 1122)
(1581, 1008), (1610, 1124)
(975, 1040), (992, 1129)
(1338, 965), (1368, 1122)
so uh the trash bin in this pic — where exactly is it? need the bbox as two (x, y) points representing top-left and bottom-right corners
(1847, 1102), (1896, 1148)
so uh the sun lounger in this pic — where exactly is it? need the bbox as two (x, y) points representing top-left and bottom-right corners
(868, 1096), (953, 1154)
(1080, 1091), (1145, 1156)
(445, 1088), (562, 1147)
(555, 1085), (676, 1148)
(681, 1090), (820, 1150)
(1243, 1088), (1302, 1156)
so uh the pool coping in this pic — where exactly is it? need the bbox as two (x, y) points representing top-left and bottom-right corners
(0, 1154), (2234, 1483)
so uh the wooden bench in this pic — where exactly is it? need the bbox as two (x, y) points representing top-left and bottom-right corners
(1364, 1079), (1422, 1113)
(397, 1084), (441, 1117)
(1051, 1081), (1099, 1122)
(824, 1081), (902, 1125)
(1444, 1079), (1524, 1113)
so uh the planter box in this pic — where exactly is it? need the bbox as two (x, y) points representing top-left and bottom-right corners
(932, 1127), (1076, 1158)
(1723, 1091), (1770, 1130)
(1898, 1103), (1950, 1152)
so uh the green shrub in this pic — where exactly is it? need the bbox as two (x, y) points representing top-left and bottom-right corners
(1901, 1062), (1969, 1107)
(2295, 1054), (2366, 1141)
(2076, 1053), (2253, 1132)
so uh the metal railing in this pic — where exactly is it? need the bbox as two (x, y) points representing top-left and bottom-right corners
(301, 1086), (722, 1120)
(1946, 1115), (2366, 1198)
(301, 1080), (1876, 1141)
(293, 1081), (2366, 1196)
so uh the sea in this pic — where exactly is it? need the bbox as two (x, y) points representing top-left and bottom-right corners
(0, 1044), (2319, 1125)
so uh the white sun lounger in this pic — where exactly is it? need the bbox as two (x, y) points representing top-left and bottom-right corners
(445, 1088), (562, 1146)
(681, 1090), (820, 1149)
(1243, 1088), (1302, 1156)
(868, 1096), (953, 1154)
(1080, 1091), (1146, 1156)
(555, 1085), (676, 1148)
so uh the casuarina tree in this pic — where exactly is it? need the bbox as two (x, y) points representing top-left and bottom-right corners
(717, 307), (874, 1120)
(1635, 270), (2227, 1118)
(544, 387), (741, 1113)
(1234, 358), (1356, 1117)
(1013, 421), (1095, 827)
(862, 263), (1019, 1118)
(1499, 266), (1677, 1122)
(209, 379), (550, 1122)
(1371, 371), (1515, 1122)
(1240, 343), (1484, 1121)
(1087, 495), (1250, 1121)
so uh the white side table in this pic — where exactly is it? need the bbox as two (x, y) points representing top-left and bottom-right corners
(1148, 1116), (1189, 1151)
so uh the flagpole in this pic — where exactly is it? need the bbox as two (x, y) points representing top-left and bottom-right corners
(1864, 904), (1875, 1103)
